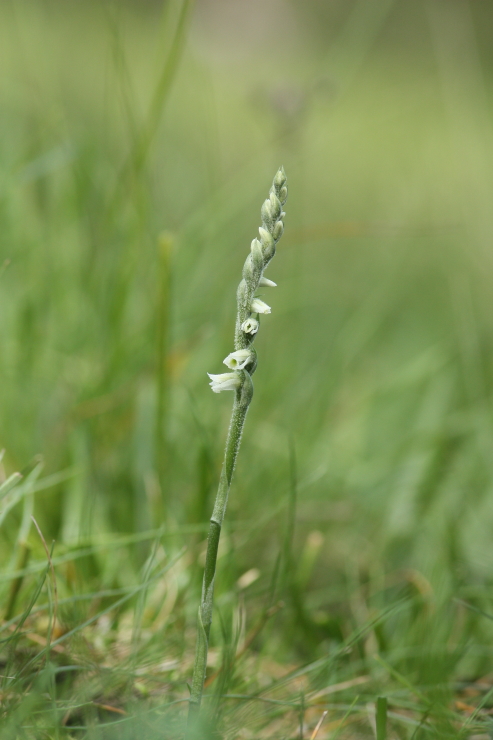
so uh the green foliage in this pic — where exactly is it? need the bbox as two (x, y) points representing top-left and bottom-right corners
(2, 0), (493, 736)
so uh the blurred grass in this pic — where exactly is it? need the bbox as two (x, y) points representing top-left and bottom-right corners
(2, 0), (493, 736)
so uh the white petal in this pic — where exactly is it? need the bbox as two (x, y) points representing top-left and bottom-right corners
(251, 298), (271, 314)
(259, 277), (277, 288)
(207, 371), (241, 393)
(223, 350), (252, 370)
(207, 372), (237, 382)
(210, 379), (239, 393)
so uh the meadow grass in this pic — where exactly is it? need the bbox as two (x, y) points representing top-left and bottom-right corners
(2, 0), (493, 737)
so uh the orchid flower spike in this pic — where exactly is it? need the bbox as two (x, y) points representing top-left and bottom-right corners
(207, 166), (287, 395)
(190, 169), (288, 730)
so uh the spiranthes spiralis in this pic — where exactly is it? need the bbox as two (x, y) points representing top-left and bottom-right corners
(186, 168), (288, 736)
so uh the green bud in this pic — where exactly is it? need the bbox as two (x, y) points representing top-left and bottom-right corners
(273, 168), (286, 191)
(250, 237), (262, 255)
(279, 186), (288, 204)
(250, 239), (264, 274)
(269, 192), (282, 220)
(261, 199), (273, 225)
(258, 227), (274, 249)
(273, 220), (284, 240)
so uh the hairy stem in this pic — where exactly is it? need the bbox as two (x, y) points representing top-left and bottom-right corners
(187, 375), (252, 731)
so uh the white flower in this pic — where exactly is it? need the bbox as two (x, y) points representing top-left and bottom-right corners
(241, 317), (259, 335)
(223, 349), (253, 370)
(251, 298), (271, 314)
(207, 372), (241, 393)
(259, 277), (277, 288)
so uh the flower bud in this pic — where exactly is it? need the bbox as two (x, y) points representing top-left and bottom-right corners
(269, 192), (282, 220)
(250, 238), (264, 272)
(273, 168), (286, 191)
(261, 199), (273, 225)
(273, 220), (284, 240)
(259, 227), (274, 250)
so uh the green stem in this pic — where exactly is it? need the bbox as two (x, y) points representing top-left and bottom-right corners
(4, 543), (31, 622)
(186, 373), (253, 733)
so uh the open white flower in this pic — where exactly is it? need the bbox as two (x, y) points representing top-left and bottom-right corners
(251, 298), (271, 314)
(207, 372), (241, 393)
(223, 349), (253, 370)
(241, 317), (259, 335)
(259, 276), (277, 288)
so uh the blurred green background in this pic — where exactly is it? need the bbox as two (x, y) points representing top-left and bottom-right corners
(3, 0), (493, 736)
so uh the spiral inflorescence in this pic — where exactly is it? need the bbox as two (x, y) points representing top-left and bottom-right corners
(208, 168), (288, 395)
(190, 169), (288, 731)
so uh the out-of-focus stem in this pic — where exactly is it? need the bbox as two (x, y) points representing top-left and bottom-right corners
(4, 543), (31, 622)
(156, 233), (173, 518)
(186, 373), (253, 732)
